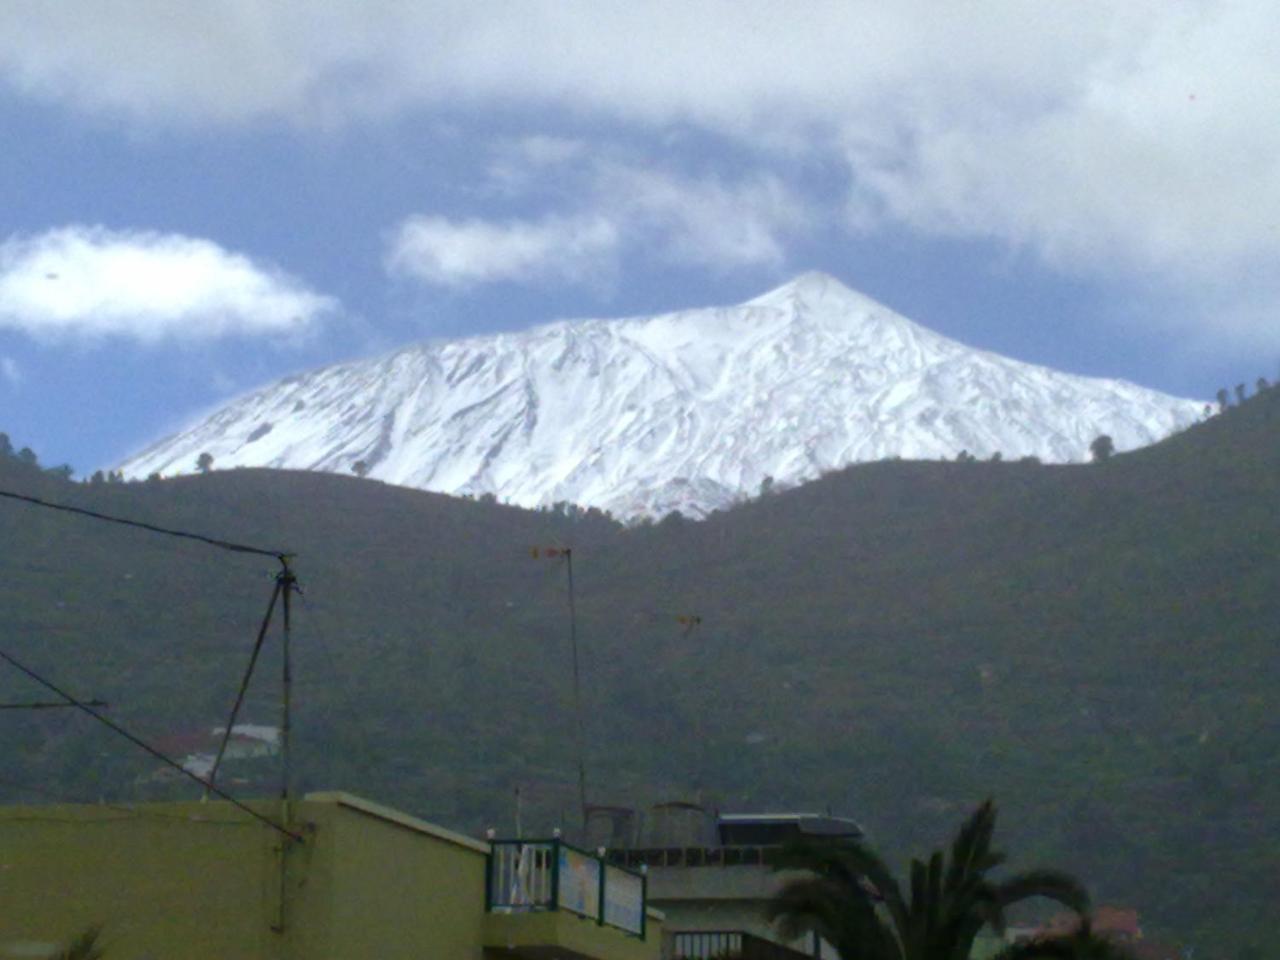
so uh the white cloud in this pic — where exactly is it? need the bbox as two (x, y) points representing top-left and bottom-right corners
(0, 226), (337, 341)
(843, 4), (1280, 283)
(391, 147), (809, 289)
(0, 356), (19, 388)
(595, 163), (805, 271)
(386, 215), (618, 288)
(4, 2), (1279, 340)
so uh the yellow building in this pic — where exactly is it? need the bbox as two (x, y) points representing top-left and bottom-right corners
(0, 791), (661, 960)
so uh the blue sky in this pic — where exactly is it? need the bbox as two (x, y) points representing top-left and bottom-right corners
(0, 2), (1276, 473)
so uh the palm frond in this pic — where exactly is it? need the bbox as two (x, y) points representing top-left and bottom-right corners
(769, 875), (899, 960)
(944, 798), (999, 896)
(774, 837), (910, 941)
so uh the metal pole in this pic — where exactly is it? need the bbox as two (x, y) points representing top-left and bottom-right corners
(565, 549), (588, 829)
(207, 576), (284, 797)
(279, 561), (295, 824)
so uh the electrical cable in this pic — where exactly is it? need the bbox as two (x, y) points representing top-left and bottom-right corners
(0, 699), (108, 710)
(0, 488), (290, 561)
(0, 644), (302, 841)
(206, 574), (284, 794)
(0, 776), (256, 827)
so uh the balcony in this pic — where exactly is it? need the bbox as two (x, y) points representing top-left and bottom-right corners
(485, 839), (656, 960)
(672, 931), (814, 960)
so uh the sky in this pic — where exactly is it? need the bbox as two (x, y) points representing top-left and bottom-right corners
(0, 1), (1276, 473)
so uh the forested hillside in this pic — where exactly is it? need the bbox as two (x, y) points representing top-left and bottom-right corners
(1, 389), (1276, 957)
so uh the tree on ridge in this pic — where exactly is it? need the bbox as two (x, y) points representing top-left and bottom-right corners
(1089, 435), (1114, 462)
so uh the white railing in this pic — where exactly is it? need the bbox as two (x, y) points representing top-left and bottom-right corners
(487, 839), (647, 937)
(489, 841), (556, 909)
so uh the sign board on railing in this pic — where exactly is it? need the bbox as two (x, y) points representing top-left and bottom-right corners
(602, 863), (645, 935)
(557, 845), (600, 919)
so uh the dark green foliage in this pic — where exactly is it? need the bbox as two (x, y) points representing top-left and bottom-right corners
(994, 928), (1137, 959)
(0, 386), (1277, 955)
(769, 800), (1088, 960)
(1088, 436), (1114, 462)
(196, 452), (214, 474)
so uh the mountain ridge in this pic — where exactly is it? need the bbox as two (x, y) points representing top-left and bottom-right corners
(121, 273), (1205, 518)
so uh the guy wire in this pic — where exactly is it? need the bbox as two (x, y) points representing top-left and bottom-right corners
(0, 644), (302, 842)
(0, 488), (290, 561)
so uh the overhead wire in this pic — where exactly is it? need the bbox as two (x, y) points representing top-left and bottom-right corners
(0, 644), (302, 841)
(0, 699), (108, 710)
(0, 484), (301, 840)
(206, 573), (285, 795)
(0, 487), (290, 561)
(0, 775), (256, 827)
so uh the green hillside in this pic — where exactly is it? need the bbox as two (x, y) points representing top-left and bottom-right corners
(1, 390), (1276, 957)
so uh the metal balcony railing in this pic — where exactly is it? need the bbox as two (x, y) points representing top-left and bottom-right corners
(672, 930), (815, 960)
(487, 839), (648, 938)
(607, 845), (779, 868)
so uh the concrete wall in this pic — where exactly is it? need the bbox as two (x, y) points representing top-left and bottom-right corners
(0, 793), (654, 960)
(0, 799), (281, 960)
(646, 864), (825, 958)
(307, 793), (489, 960)
(0, 794), (490, 960)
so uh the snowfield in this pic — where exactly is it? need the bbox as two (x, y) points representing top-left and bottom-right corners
(121, 273), (1205, 520)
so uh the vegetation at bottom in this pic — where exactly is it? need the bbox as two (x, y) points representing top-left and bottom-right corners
(0, 389), (1277, 958)
(54, 927), (105, 960)
(770, 799), (1133, 960)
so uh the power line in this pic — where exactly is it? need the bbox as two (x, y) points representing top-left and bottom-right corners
(206, 573), (285, 795)
(0, 644), (302, 842)
(0, 699), (108, 710)
(0, 488), (290, 561)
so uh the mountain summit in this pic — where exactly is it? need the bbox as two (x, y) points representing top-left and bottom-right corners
(121, 274), (1204, 518)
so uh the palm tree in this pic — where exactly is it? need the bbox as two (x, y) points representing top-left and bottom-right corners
(768, 800), (1090, 960)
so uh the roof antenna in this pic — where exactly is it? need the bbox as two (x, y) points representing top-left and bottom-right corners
(531, 546), (588, 830)
(205, 554), (299, 827)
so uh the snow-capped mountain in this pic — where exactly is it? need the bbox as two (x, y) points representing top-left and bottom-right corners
(121, 273), (1205, 519)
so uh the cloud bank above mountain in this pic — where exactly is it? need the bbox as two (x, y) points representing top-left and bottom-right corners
(3, 2), (1275, 297)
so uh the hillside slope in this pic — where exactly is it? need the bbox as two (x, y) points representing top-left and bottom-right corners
(2, 386), (1276, 955)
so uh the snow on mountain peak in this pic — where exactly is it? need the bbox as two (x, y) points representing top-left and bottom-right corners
(748, 270), (886, 315)
(120, 274), (1206, 520)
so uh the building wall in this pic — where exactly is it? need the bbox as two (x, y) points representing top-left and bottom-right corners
(0, 793), (651, 960)
(0, 794), (489, 960)
(309, 793), (489, 960)
(0, 800), (280, 960)
(646, 865), (828, 959)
